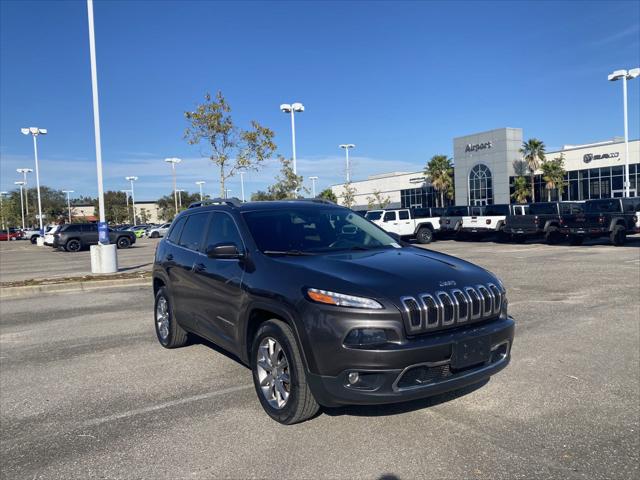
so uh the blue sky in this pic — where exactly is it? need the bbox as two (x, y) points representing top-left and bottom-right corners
(1, 0), (639, 200)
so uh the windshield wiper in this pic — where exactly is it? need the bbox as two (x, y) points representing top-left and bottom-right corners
(263, 250), (316, 256)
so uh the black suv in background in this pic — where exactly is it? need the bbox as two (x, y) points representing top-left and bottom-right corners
(504, 201), (584, 244)
(152, 199), (514, 424)
(53, 223), (136, 252)
(560, 197), (639, 246)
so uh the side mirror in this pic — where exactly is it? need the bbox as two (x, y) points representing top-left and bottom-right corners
(206, 243), (244, 259)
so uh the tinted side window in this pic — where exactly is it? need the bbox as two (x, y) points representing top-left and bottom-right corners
(178, 213), (209, 251)
(167, 216), (187, 244)
(204, 212), (243, 249)
(413, 208), (428, 218)
(63, 225), (80, 232)
(529, 203), (557, 215)
(383, 211), (396, 222)
(398, 210), (410, 220)
(431, 208), (444, 216)
(83, 224), (98, 232)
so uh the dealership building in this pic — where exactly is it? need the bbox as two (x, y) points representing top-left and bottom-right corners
(331, 127), (639, 209)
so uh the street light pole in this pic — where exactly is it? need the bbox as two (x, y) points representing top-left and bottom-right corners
(196, 181), (205, 201)
(16, 168), (32, 217)
(225, 189), (232, 199)
(62, 190), (74, 223)
(125, 176), (138, 226)
(164, 157), (181, 214)
(20, 128), (47, 241)
(14, 181), (26, 230)
(309, 176), (318, 198)
(239, 171), (246, 202)
(339, 144), (356, 183)
(608, 67), (640, 198)
(0, 192), (8, 241)
(280, 103), (305, 175)
(176, 189), (184, 209)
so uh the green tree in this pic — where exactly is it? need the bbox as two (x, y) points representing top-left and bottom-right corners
(340, 181), (357, 208)
(519, 138), (546, 203)
(250, 190), (273, 201)
(540, 154), (567, 201)
(425, 155), (454, 207)
(511, 176), (531, 204)
(366, 189), (391, 209)
(317, 188), (337, 203)
(93, 191), (127, 225)
(251, 156), (308, 200)
(157, 190), (200, 220)
(184, 91), (277, 197)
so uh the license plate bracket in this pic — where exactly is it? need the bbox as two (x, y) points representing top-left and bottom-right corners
(452, 336), (491, 369)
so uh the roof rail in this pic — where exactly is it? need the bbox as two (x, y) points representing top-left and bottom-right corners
(294, 198), (336, 205)
(188, 197), (242, 209)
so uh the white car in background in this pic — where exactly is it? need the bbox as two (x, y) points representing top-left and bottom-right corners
(43, 225), (60, 246)
(147, 223), (172, 238)
(460, 204), (529, 238)
(365, 207), (443, 244)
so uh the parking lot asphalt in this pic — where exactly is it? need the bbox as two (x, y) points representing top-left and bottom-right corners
(1, 240), (639, 479)
(0, 238), (158, 283)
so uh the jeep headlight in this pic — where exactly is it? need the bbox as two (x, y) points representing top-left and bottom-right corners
(306, 288), (383, 309)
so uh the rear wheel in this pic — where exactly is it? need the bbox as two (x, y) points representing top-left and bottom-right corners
(154, 287), (188, 348)
(65, 239), (81, 252)
(545, 226), (562, 245)
(251, 319), (319, 425)
(150, 231), (159, 238)
(610, 225), (626, 246)
(568, 235), (584, 246)
(117, 236), (131, 249)
(30, 235), (38, 244)
(416, 227), (433, 244)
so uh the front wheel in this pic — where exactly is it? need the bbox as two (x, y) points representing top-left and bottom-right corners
(150, 231), (159, 238)
(416, 227), (433, 244)
(545, 226), (562, 245)
(154, 287), (188, 348)
(251, 319), (319, 425)
(30, 235), (38, 244)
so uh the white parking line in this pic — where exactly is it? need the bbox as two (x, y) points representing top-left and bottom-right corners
(82, 384), (253, 427)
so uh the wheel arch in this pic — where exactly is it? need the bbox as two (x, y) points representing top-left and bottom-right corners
(414, 222), (434, 234)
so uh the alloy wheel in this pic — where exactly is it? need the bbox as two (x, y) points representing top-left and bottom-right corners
(156, 296), (170, 341)
(256, 337), (290, 409)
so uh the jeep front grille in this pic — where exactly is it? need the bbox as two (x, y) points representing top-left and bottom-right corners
(400, 284), (503, 334)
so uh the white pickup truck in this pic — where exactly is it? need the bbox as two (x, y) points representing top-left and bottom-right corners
(365, 207), (443, 244)
(460, 204), (529, 238)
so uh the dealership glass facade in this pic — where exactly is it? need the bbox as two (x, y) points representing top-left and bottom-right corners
(400, 185), (453, 208)
(509, 162), (639, 203)
(468, 164), (494, 205)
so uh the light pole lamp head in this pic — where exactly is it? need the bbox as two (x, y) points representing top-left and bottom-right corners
(339, 144), (356, 150)
(62, 190), (74, 194)
(21, 127), (46, 135)
(608, 69), (628, 81)
(309, 176), (318, 181)
(280, 103), (292, 113)
(164, 157), (182, 165)
(17, 168), (33, 174)
(628, 68), (640, 79)
(195, 181), (205, 186)
(14, 181), (25, 186)
(291, 102), (304, 112)
(125, 176), (138, 182)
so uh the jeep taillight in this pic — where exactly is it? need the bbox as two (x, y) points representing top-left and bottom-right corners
(599, 216), (605, 224)
(446, 219), (450, 224)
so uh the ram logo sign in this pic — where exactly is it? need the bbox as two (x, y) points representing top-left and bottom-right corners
(583, 152), (619, 163)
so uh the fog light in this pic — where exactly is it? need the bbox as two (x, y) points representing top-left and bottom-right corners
(348, 372), (359, 385)
(344, 328), (388, 347)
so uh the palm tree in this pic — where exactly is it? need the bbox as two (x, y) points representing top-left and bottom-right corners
(519, 138), (546, 202)
(511, 176), (530, 204)
(425, 155), (454, 207)
(540, 154), (567, 201)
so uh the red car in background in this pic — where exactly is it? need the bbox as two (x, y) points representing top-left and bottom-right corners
(0, 228), (23, 241)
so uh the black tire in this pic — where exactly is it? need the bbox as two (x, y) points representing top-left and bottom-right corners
(496, 226), (509, 243)
(65, 239), (82, 252)
(251, 319), (320, 425)
(30, 235), (38, 244)
(610, 225), (626, 246)
(544, 226), (562, 245)
(150, 231), (159, 239)
(416, 227), (433, 244)
(116, 236), (131, 249)
(154, 287), (189, 348)
(568, 235), (584, 246)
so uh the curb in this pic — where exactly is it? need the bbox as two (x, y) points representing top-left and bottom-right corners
(1, 277), (151, 299)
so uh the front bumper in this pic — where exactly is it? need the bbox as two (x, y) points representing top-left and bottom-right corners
(306, 316), (515, 407)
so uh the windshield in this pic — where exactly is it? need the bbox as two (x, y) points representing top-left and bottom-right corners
(364, 210), (383, 221)
(242, 207), (400, 254)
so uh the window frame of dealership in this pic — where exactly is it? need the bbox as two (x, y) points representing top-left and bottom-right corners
(331, 127), (639, 209)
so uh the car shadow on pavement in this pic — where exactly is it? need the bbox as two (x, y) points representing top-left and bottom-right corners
(322, 379), (489, 418)
(118, 263), (152, 271)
